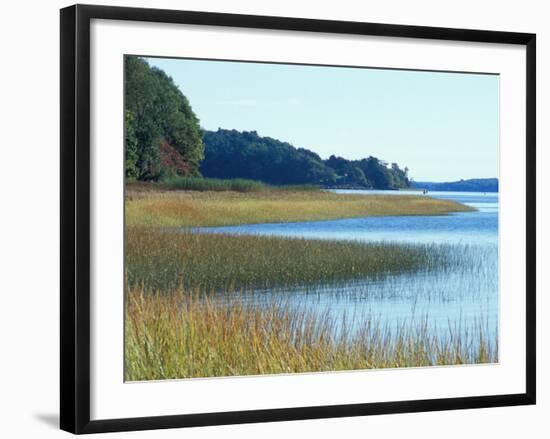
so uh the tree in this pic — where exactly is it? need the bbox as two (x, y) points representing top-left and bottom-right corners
(326, 156), (371, 187)
(124, 56), (204, 180)
(124, 57), (411, 189)
(201, 129), (410, 189)
(201, 129), (337, 185)
(124, 110), (139, 179)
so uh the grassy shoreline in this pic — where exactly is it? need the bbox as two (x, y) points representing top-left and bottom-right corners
(126, 188), (474, 228)
(125, 288), (497, 381)
(123, 185), (489, 380)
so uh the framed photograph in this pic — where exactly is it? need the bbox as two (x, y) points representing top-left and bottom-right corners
(60, 4), (536, 434)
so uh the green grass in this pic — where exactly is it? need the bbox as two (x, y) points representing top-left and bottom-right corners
(160, 176), (267, 192)
(126, 228), (450, 293)
(128, 177), (320, 193)
(126, 189), (475, 228)
(125, 288), (497, 380)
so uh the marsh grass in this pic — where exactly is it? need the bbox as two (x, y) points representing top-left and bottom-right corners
(126, 228), (450, 293)
(125, 189), (474, 228)
(159, 176), (267, 192)
(128, 178), (320, 193)
(123, 186), (494, 380)
(125, 288), (497, 381)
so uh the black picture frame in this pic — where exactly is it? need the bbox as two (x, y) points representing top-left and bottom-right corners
(60, 4), (536, 434)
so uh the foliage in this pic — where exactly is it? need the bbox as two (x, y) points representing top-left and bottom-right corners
(158, 140), (190, 177)
(325, 155), (370, 187)
(124, 56), (204, 180)
(412, 178), (499, 192)
(124, 110), (139, 179)
(124, 59), (411, 189)
(201, 129), (337, 186)
(202, 129), (411, 189)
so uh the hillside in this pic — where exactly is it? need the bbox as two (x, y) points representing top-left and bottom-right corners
(124, 57), (411, 190)
(201, 129), (410, 190)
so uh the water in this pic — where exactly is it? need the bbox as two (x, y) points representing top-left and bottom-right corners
(198, 191), (497, 246)
(197, 191), (499, 353)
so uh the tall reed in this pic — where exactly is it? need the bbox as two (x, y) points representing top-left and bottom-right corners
(125, 287), (497, 381)
(159, 176), (267, 192)
(126, 228), (450, 293)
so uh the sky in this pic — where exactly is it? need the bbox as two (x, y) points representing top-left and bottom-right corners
(146, 56), (499, 182)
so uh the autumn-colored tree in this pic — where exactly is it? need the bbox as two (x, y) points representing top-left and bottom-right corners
(158, 140), (190, 177)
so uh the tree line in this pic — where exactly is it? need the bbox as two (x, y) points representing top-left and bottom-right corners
(125, 57), (410, 190)
(411, 178), (498, 192)
(202, 129), (410, 189)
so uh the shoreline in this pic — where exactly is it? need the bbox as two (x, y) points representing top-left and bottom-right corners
(124, 188), (496, 380)
(126, 188), (475, 228)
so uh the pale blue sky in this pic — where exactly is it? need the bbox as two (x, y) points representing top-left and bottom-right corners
(146, 57), (499, 182)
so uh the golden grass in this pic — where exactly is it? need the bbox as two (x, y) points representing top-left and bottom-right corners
(123, 186), (487, 380)
(125, 189), (474, 227)
(125, 288), (497, 381)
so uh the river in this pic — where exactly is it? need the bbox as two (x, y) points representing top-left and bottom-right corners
(197, 190), (499, 353)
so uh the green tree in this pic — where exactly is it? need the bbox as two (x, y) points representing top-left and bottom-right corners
(124, 56), (204, 180)
(124, 110), (139, 179)
(201, 129), (337, 185)
(201, 129), (410, 189)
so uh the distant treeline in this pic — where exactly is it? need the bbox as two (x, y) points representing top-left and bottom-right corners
(411, 178), (498, 192)
(202, 129), (409, 189)
(124, 56), (410, 189)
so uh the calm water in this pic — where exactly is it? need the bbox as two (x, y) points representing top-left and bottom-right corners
(199, 190), (498, 246)
(197, 191), (499, 350)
